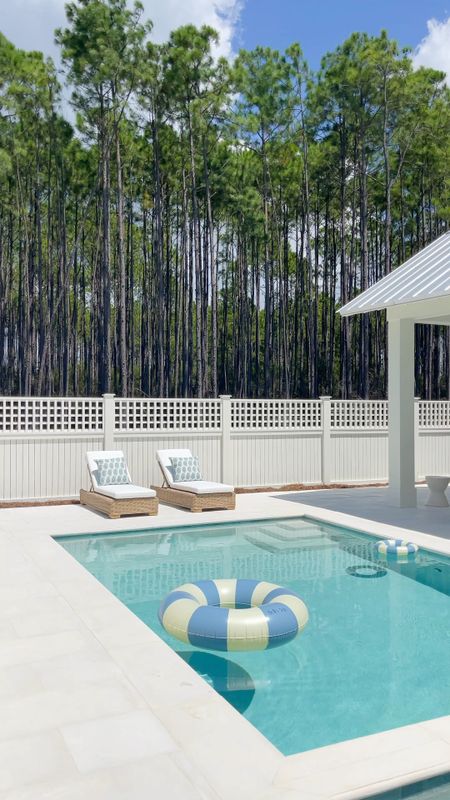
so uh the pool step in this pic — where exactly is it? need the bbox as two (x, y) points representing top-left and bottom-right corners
(277, 520), (327, 533)
(258, 524), (329, 543)
(244, 528), (333, 553)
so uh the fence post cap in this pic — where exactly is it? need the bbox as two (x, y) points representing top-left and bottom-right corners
(319, 395), (332, 400)
(102, 393), (116, 399)
(219, 395), (232, 399)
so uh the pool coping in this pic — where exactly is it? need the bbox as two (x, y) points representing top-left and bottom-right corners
(2, 491), (450, 799)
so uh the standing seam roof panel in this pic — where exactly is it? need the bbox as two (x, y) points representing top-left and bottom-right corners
(339, 232), (450, 315)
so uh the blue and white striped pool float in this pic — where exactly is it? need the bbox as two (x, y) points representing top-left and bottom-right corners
(375, 538), (419, 559)
(158, 579), (309, 652)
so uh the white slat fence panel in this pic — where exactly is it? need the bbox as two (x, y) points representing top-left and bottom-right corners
(0, 396), (449, 500)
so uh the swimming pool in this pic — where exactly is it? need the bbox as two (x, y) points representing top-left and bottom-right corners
(59, 517), (450, 755)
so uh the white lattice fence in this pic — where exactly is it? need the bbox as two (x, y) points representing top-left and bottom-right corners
(418, 401), (450, 428)
(229, 399), (322, 486)
(0, 397), (104, 434)
(231, 399), (322, 430)
(331, 400), (388, 429)
(416, 401), (450, 479)
(1, 395), (450, 500)
(115, 398), (222, 432)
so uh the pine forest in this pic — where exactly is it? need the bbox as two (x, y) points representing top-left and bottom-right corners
(0, 0), (449, 400)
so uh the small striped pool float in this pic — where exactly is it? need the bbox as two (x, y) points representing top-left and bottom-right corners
(158, 579), (309, 652)
(375, 539), (419, 559)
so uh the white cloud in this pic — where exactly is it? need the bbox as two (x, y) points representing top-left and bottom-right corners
(148, 0), (243, 59)
(0, 0), (242, 61)
(413, 17), (450, 84)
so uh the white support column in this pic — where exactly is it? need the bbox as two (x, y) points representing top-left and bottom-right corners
(320, 396), (332, 484)
(103, 393), (116, 450)
(219, 395), (232, 484)
(387, 315), (417, 507)
(414, 396), (420, 482)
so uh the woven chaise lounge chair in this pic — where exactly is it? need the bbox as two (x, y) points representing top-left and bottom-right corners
(153, 448), (235, 513)
(80, 450), (158, 519)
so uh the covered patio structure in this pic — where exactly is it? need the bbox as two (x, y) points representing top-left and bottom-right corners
(340, 231), (450, 508)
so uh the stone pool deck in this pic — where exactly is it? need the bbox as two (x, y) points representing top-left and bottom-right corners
(1, 487), (450, 799)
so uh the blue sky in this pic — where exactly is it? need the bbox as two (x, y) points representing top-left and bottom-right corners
(2, 0), (450, 82)
(238, 0), (450, 68)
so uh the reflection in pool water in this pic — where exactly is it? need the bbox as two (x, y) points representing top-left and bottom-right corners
(178, 650), (257, 713)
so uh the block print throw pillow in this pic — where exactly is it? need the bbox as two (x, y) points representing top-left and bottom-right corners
(169, 455), (202, 482)
(95, 456), (130, 486)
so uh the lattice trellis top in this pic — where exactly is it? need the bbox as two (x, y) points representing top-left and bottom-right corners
(231, 399), (321, 430)
(115, 399), (222, 431)
(0, 398), (104, 433)
(1, 396), (450, 434)
(340, 232), (450, 316)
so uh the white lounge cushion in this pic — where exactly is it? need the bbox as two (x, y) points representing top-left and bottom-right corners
(95, 484), (156, 500)
(157, 448), (195, 487)
(156, 449), (234, 493)
(86, 450), (154, 501)
(86, 450), (132, 492)
(171, 480), (234, 495)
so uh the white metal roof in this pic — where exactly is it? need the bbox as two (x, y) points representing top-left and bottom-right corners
(339, 231), (450, 316)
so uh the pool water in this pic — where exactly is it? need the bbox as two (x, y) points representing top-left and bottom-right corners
(59, 517), (450, 755)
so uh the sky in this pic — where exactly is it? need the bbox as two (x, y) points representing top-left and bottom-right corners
(239, 0), (450, 72)
(0, 0), (449, 81)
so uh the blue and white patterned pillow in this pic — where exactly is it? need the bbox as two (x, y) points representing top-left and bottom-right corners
(170, 455), (202, 482)
(95, 456), (130, 486)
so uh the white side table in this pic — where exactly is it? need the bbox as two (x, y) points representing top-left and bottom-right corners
(425, 475), (450, 507)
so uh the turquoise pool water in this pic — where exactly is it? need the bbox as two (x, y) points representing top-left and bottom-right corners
(59, 517), (450, 755)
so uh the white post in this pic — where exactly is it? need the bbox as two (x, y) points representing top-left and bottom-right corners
(414, 397), (420, 482)
(219, 395), (232, 484)
(103, 393), (116, 450)
(387, 315), (417, 507)
(320, 396), (332, 485)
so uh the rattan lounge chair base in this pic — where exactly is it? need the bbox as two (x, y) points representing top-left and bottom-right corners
(152, 485), (235, 513)
(80, 488), (158, 519)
